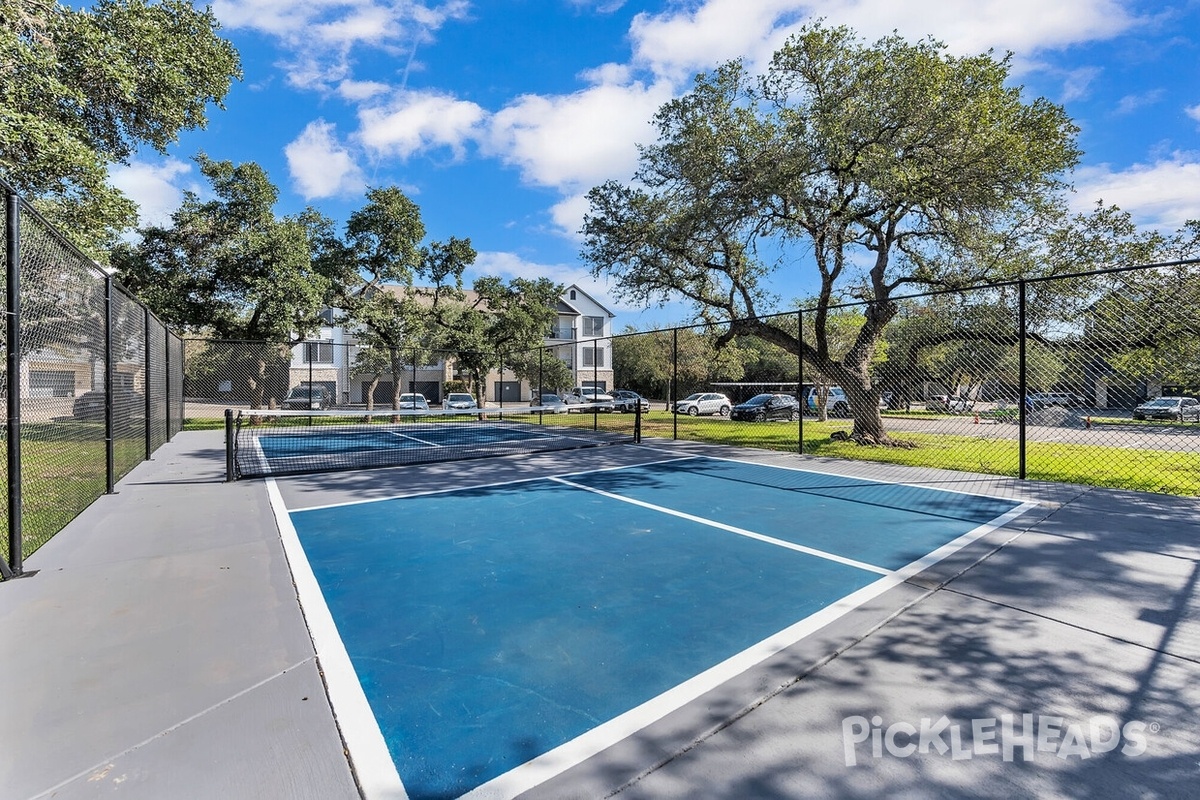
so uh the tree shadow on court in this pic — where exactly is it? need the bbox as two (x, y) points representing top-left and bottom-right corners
(523, 493), (1200, 799)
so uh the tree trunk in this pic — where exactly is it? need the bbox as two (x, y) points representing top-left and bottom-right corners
(250, 356), (267, 410)
(365, 375), (380, 411)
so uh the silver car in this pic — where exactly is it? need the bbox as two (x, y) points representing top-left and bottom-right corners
(1132, 396), (1200, 422)
(532, 393), (569, 414)
(442, 392), (478, 410)
(673, 392), (732, 417)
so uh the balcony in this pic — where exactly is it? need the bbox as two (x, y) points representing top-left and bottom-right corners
(546, 326), (576, 341)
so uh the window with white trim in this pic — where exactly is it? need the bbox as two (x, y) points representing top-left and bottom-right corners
(303, 341), (335, 364)
(582, 316), (605, 336)
(582, 346), (605, 368)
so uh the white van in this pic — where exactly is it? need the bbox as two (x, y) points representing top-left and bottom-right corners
(805, 386), (849, 416)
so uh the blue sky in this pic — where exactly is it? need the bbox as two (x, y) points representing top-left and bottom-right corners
(108, 0), (1200, 329)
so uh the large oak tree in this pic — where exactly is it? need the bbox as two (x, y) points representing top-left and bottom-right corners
(582, 24), (1081, 443)
(1, 0), (240, 256)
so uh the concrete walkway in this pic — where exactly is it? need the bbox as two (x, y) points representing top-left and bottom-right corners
(2, 432), (1198, 799)
(0, 431), (359, 800)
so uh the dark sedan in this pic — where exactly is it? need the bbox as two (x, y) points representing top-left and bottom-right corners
(730, 393), (801, 422)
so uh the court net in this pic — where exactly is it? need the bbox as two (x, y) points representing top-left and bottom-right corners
(226, 405), (641, 479)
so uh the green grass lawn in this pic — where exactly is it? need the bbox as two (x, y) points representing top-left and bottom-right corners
(637, 412), (1200, 496)
(2, 424), (147, 563)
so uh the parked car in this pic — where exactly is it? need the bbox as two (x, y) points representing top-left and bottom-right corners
(673, 392), (732, 417)
(926, 395), (973, 414)
(442, 392), (478, 410)
(72, 386), (145, 421)
(281, 385), (331, 410)
(610, 389), (650, 413)
(531, 393), (569, 414)
(1132, 396), (1200, 422)
(398, 392), (431, 412)
(565, 387), (615, 412)
(731, 393), (800, 422)
(805, 386), (849, 416)
(1027, 392), (1084, 409)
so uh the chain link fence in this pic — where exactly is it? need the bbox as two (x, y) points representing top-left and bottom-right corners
(591, 263), (1200, 496)
(2, 182), (184, 579)
(183, 260), (1199, 497)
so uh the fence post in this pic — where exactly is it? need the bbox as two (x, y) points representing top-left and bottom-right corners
(143, 306), (152, 459)
(104, 276), (115, 493)
(164, 327), (172, 442)
(1018, 279), (1027, 481)
(798, 309), (804, 455)
(672, 328), (678, 441)
(4, 189), (22, 578)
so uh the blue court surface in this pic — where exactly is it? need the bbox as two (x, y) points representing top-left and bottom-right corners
(271, 455), (1031, 800)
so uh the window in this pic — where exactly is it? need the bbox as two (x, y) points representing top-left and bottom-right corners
(582, 316), (604, 337)
(569, 289), (577, 300)
(582, 346), (605, 368)
(303, 341), (334, 363)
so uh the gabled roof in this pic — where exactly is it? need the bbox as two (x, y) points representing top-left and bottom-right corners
(562, 284), (615, 318)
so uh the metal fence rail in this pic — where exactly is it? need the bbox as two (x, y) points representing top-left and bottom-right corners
(1, 181), (185, 580)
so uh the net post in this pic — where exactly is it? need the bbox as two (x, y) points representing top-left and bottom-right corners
(224, 409), (236, 482)
(634, 401), (642, 443)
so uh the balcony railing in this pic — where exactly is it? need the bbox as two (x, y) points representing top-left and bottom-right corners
(547, 327), (576, 340)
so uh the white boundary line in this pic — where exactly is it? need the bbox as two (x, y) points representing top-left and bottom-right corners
(265, 479), (407, 800)
(460, 498), (1038, 800)
(550, 476), (892, 575)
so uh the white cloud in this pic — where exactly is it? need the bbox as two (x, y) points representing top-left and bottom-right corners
(486, 80), (673, 190)
(1058, 66), (1103, 103)
(213, 0), (469, 47)
(627, 0), (1143, 83)
(1114, 89), (1165, 116)
(808, 0), (1137, 54)
(285, 120), (366, 199)
(358, 90), (485, 159)
(1073, 154), (1200, 229)
(108, 158), (193, 227)
(549, 193), (592, 241)
(213, 0), (471, 90)
(338, 79), (391, 102)
(1186, 104), (1200, 125)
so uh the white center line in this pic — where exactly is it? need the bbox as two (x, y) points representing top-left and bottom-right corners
(549, 476), (892, 576)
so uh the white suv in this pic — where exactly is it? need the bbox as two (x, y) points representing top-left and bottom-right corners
(399, 392), (430, 412)
(566, 387), (615, 411)
(673, 392), (732, 417)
